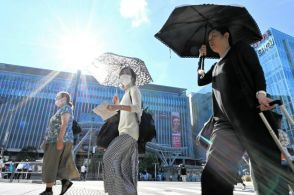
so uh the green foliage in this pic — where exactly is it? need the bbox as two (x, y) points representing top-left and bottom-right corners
(16, 146), (38, 161)
(139, 152), (158, 173)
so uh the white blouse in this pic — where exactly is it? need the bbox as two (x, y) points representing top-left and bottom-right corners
(118, 85), (142, 140)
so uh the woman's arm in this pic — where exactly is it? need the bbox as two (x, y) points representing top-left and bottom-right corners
(56, 113), (70, 150)
(239, 42), (266, 92)
(107, 104), (132, 112)
(198, 64), (215, 86)
(238, 42), (274, 110)
(107, 87), (142, 113)
(127, 87), (142, 113)
(197, 45), (214, 86)
(59, 113), (70, 139)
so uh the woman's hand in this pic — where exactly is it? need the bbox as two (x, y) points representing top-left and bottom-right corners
(198, 69), (205, 77)
(107, 104), (118, 112)
(112, 96), (119, 105)
(257, 94), (275, 111)
(56, 137), (64, 151)
(199, 45), (207, 57)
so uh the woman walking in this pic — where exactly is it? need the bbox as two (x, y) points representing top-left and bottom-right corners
(40, 91), (79, 195)
(198, 26), (293, 194)
(104, 67), (142, 195)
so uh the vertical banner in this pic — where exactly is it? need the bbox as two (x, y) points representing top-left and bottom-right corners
(171, 112), (181, 148)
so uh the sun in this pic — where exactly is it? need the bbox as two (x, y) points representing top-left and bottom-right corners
(58, 31), (103, 71)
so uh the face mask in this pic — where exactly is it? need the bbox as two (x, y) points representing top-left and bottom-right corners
(119, 75), (132, 87)
(55, 98), (66, 107)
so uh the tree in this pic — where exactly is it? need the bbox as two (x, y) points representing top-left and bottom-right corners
(139, 152), (158, 174)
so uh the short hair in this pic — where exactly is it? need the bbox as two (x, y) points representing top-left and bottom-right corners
(119, 67), (136, 85)
(208, 26), (233, 46)
(57, 91), (73, 108)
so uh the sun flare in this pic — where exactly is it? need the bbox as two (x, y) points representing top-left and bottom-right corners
(58, 31), (103, 71)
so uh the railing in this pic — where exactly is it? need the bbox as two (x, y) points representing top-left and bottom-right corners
(73, 129), (91, 156)
(1, 161), (43, 182)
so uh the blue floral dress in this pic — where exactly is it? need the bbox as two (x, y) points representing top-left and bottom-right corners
(45, 105), (74, 143)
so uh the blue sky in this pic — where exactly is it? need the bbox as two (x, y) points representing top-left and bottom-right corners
(0, 0), (293, 93)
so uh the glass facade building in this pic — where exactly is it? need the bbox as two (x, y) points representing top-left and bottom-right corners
(189, 92), (212, 161)
(253, 28), (294, 141)
(0, 63), (194, 159)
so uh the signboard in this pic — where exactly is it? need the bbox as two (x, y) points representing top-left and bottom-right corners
(252, 30), (275, 56)
(171, 112), (181, 148)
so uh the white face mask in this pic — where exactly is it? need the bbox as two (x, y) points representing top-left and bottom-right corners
(119, 75), (132, 87)
(55, 98), (66, 107)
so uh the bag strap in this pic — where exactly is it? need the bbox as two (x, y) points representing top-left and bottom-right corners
(128, 91), (140, 123)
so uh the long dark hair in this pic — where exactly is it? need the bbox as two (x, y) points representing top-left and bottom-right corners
(57, 91), (73, 108)
(208, 26), (233, 46)
(119, 67), (136, 86)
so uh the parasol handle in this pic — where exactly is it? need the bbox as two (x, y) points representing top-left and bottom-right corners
(198, 23), (208, 78)
(200, 55), (205, 70)
(198, 56), (206, 78)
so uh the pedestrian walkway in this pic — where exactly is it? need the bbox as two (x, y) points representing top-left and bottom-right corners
(0, 180), (255, 195)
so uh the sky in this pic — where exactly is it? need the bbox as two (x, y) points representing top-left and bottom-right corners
(0, 0), (294, 93)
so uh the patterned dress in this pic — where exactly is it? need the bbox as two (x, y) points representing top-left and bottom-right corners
(103, 86), (141, 195)
(45, 105), (74, 143)
(42, 104), (79, 183)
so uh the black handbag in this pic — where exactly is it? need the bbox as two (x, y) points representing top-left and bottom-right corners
(137, 108), (156, 154)
(96, 111), (120, 148)
(96, 91), (157, 152)
(72, 120), (82, 135)
(196, 116), (214, 150)
(129, 92), (156, 154)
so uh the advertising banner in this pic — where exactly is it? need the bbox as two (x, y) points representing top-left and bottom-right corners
(171, 112), (181, 148)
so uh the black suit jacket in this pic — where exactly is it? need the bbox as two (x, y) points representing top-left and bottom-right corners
(198, 41), (266, 109)
(197, 40), (282, 153)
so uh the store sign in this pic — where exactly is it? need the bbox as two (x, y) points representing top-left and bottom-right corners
(252, 30), (275, 56)
(256, 38), (275, 56)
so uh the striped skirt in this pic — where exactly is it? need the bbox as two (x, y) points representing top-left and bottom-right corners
(103, 134), (138, 195)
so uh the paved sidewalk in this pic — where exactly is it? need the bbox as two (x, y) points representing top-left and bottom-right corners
(0, 180), (255, 195)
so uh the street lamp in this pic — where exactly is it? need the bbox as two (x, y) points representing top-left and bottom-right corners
(72, 70), (81, 145)
(0, 96), (7, 159)
(72, 70), (81, 107)
(153, 162), (159, 181)
(86, 116), (95, 179)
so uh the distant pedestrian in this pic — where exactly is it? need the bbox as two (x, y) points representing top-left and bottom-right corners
(235, 171), (246, 190)
(27, 163), (32, 180)
(80, 164), (87, 181)
(22, 160), (30, 179)
(0, 157), (3, 179)
(40, 91), (80, 195)
(180, 165), (187, 182)
(16, 161), (24, 179)
(8, 162), (14, 179)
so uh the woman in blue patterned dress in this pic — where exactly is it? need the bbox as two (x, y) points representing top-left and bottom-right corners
(40, 91), (79, 195)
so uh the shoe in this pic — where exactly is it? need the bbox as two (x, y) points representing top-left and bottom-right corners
(39, 191), (53, 195)
(60, 180), (73, 195)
